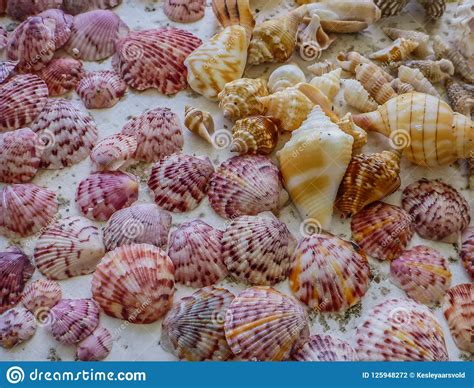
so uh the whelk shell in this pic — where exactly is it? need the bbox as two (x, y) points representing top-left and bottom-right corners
(443, 284), (473, 353)
(309, 68), (341, 101)
(292, 334), (359, 361)
(390, 78), (415, 94)
(433, 36), (474, 84)
(398, 65), (439, 97)
(382, 27), (432, 58)
(337, 51), (393, 82)
(37, 58), (84, 96)
(342, 79), (378, 113)
(164, 0), (205, 23)
(230, 116), (279, 155)
(307, 59), (336, 76)
(76, 71), (127, 109)
(21, 279), (61, 314)
(369, 38), (419, 63)
(355, 63), (398, 105)
(62, 0), (123, 14)
(76, 326), (113, 361)
(184, 106), (215, 144)
(397, 59), (454, 83)
(267, 64), (306, 94)
(461, 226), (474, 280)
(297, 14), (335, 61)
(445, 77), (474, 117)
(0, 307), (36, 349)
(90, 134), (137, 172)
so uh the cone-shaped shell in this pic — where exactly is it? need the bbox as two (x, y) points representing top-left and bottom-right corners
(337, 51), (393, 82)
(76, 71), (127, 109)
(461, 226), (474, 280)
(37, 58), (84, 96)
(292, 334), (359, 361)
(307, 60), (336, 76)
(0, 307), (36, 349)
(90, 134), (137, 172)
(383, 27), (432, 58)
(369, 38), (419, 62)
(398, 65), (439, 97)
(443, 284), (473, 353)
(184, 106), (214, 144)
(164, 0), (205, 23)
(390, 78), (416, 94)
(399, 59), (454, 83)
(355, 63), (398, 105)
(309, 68), (341, 101)
(76, 326), (113, 361)
(231, 116), (278, 155)
(433, 36), (474, 84)
(342, 79), (378, 113)
(21, 279), (61, 314)
(268, 64), (306, 93)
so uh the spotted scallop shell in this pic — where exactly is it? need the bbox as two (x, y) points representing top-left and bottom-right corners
(75, 171), (139, 221)
(62, 0), (122, 14)
(0, 307), (36, 349)
(39, 8), (73, 48)
(113, 28), (202, 94)
(351, 202), (414, 261)
(0, 61), (16, 83)
(92, 243), (175, 323)
(0, 27), (6, 50)
(5, 0), (62, 20)
(224, 286), (309, 361)
(76, 71), (127, 109)
(168, 220), (227, 288)
(161, 287), (234, 361)
(21, 279), (62, 314)
(148, 154), (214, 213)
(292, 334), (359, 361)
(402, 179), (470, 243)
(164, 0), (205, 23)
(90, 134), (137, 172)
(76, 326), (113, 361)
(121, 107), (184, 163)
(208, 155), (286, 219)
(390, 245), (452, 305)
(37, 58), (84, 96)
(356, 298), (448, 361)
(0, 184), (58, 238)
(34, 216), (105, 280)
(461, 226), (474, 280)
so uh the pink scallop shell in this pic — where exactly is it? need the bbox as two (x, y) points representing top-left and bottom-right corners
(6, 0), (62, 20)
(292, 334), (359, 361)
(76, 326), (113, 361)
(90, 133), (137, 172)
(461, 226), (474, 280)
(0, 60), (16, 83)
(0, 26), (7, 50)
(38, 8), (73, 48)
(21, 279), (62, 314)
(62, 0), (122, 15)
(0, 307), (36, 349)
(113, 28), (202, 94)
(37, 58), (84, 97)
(76, 70), (127, 109)
(163, 0), (205, 23)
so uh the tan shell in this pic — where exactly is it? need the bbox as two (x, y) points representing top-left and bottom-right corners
(391, 78), (416, 94)
(307, 59), (336, 76)
(231, 116), (279, 155)
(342, 79), (378, 113)
(398, 59), (454, 83)
(184, 106), (215, 144)
(433, 36), (474, 83)
(382, 27), (432, 58)
(296, 14), (335, 61)
(211, 0), (255, 38)
(355, 63), (398, 104)
(370, 38), (419, 62)
(445, 78), (474, 117)
(309, 68), (341, 101)
(267, 64), (306, 93)
(398, 65), (440, 97)
(336, 113), (368, 149)
(337, 51), (393, 82)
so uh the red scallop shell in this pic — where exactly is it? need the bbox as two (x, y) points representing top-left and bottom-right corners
(292, 334), (359, 361)
(90, 133), (137, 172)
(37, 58), (84, 96)
(0, 26), (7, 50)
(461, 226), (474, 280)
(6, 0), (62, 21)
(38, 8), (73, 48)
(0, 61), (16, 84)
(76, 70), (127, 109)
(62, 0), (122, 15)
(163, 0), (205, 23)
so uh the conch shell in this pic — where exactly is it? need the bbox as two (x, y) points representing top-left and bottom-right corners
(382, 27), (432, 58)
(184, 106), (215, 144)
(398, 65), (440, 97)
(309, 68), (341, 101)
(231, 116), (279, 155)
(342, 79), (378, 113)
(433, 36), (474, 84)
(369, 38), (419, 63)
(297, 14), (335, 61)
(355, 63), (398, 104)
(267, 64), (306, 93)
(307, 59), (336, 76)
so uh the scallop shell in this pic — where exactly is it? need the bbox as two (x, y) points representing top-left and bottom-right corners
(230, 116), (278, 155)
(402, 179), (470, 243)
(267, 64), (306, 94)
(342, 79), (378, 113)
(369, 38), (419, 63)
(337, 51), (393, 82)
(307, 60), (336, 76)
(103, 203), (172, 251)
(76, 71), (127, 109)
(208, 155), (286, 219)
(161, 286), (234, 361)
(433, 36), (474, 83)
(39, 8), (73, 48)
(374, 0), (408, 17)
(336, 112), (368, 149)
(356, 298), (448, 361)
(114, 28), (202, 94)
(0, 26), (6, 50)
(398, 59), (454, 83)
(297, 14), (335, 61)
(37, 58), (84, 96)
(164, 0), (205, 23)
(0, 60), (16, 83)
(398, 65), (439, 97)
(168, 220), (226, 288)
(292, 334), (359, 361)
(417, 0), (446, 19)
(148, 154), (214, 212)
(461, 226), (474, 280)
(0, 247), (34, 314)
(443, 283), (473, 353)
(5, 0), (62, 20)
(34, 216), (105, 280)
(49, 299), (100, 345)
(0, 307), (36, 349)
(336, 151), (401, 217)
(309, 68), (341, 101)
(92, 243), (175, 323)
(184, 106), (214, 144)
(121, 107), (184, 163)
(0, 184), (58, 238)
(21, 279), (61, 314)
(75, 172), (139, 221)
(65, 10), (129, 60)
(382, 27), (432, 58)
(355, 63), (398, 104)
(445, 77), (474, 117)
(76, 326), (113, 361)
(90, 134), (137, 172)
(390, 78), (416, 94)
(224, 286), (309, 361)
(62, 0), (122, 14)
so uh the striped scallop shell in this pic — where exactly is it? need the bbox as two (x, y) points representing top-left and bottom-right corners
(92, 243), (175, 323)
(0, 307), (36, 349)
(168, 220), (226, 288)
(461, 226), (474, 280)
(62, 0), (122, 14)
(90, 134), (137, 172)
(0, 128), (42, 183)
(75, 171), (139, 221)
(0, 26), (7, 50)
(289, 234), (370, 312)
(0, 184), (58, 238)
(391, 245), (452, 305)
(164, 0), (205, 23)
(224, 286), (309, 361)
(292, 334), (359, 361)
(76, 71), (127, 109)
(443, 283), (473, 353)
(5, 0), (62, 20)
(113, 28), (202, 94)
(21, 279), (61, 314)
(39, 8), (73, 48)
(402, 179), (470, 243)
(103, 203), (172, 251)
(30, 98), (98, 169)
(148, 154), (214, 212)
(0, 247), (34, 314)
(356, 298), (448, 361)
(121, 107), (184, 163)
(222, 213), (296, 285)
(208, 155), (286, 219)
(0, 60), (16, 83)
(37, 58), (84, 96)
(351, 202), (414, 261)
(49, 299), (100, 345)
(76, 326), (113, 361)
(161, 287), (234, 361)
(0, 74), (48, 132)
(34, 216), (105, 280)
(65, 10), (129, 60)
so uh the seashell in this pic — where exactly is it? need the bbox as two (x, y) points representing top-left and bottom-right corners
(398, 65), (439, 97)
(161, 286), (234, 361)
(445, 78), (474, 117)
(277, 106), (353, 229)
(148, 153), (214, 212)
(0, 60), (16, 84)
(461, 226), (474, 280)
(90, 134), (137, 172)
(309, 68), (341, 101)
(92, 243), (175, 323)
(103, 204), (171, 251)
(0, 128), (42, 183)
(168, 220), (226, 287)
(0, 27), (5, 51)
(65, 10), (129, 61)
(0, 184), (58, 238)
(30, 98), (98, 169)
(452, 0), (474, 59)
(390, 78), (415, 94)
(356, 298), (448, 360)
(208, 155), (286, 219)
(417, 0), (446, 19)
(222, 213), (296, 285)
(353, 92), (474, 166)
(39, 8), (73, 48)
(402, 179), (470, 243)
(37, 58), (84, 96)
(49, 299), (100, 345)
(336, 151), (401, 217)
(267, 64), (306, 93)
(224, 286), (309, 361)
(292, 334), (359, 361)
(0, 74), (48, 132)
(217, 78), (268, 121)
(374, 0), (408, 17)
(76, 326), (113, 361)
(121, 107), (183, 163)
(355, 63), (398, 104)
(6, 0), (62, 20)
(230, 116), (278, 155)
(0, 247), (34, 314)
(21, 279), (61, 314)
(369, 38), (419, 63)
(62, 0), (123, 14)
(433, 36), (474, 84)
(382, 27), (432, 58)
(290, 82), (341, 121)
(337, 51), (393, 82)
(114, 28), (202, 94)
(342, 79), (378, 113)
(164, 0), (205, 23)
(76, 71), (127, 109)
(307, 60), (336, 76)
(0, 307), (36, 349)
(211, 0), (255, 37)
(34, 216), (105, 280)
(297, 14), (335, 61)
(443, 283), (473, 353)
(397, 59), (454, 83)
(351, 202), (414, 261)
(184, 106), (214, 144)
(336, 113), (368, 149)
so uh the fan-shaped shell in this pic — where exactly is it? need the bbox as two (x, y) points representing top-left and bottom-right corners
(6, 0), (62, 20)
(76, 71), (127, 109)
(92, 244), (175, 323)
(461, 226), (474, 280)
(342, 79), (378, 113)
(161, 287), (234, 361)
(0, 61), (16, 84)
(37, 58), (84, 96)
(268, 64), (306, 94)
(355, 63), (398, 105)
(39, 8), (73, 48)
(164, 0), (205, 23)
(62, 0), (122, 14)
(443, 284), (473, 353)
(231, 116), (278, 155)
(0, 307), (36, 349)
(21, 279), (61, 314)
(76, 326), (113, 361)
(90, 134), (137, 172)
(0, 27), (6, 51)
(292, 334), (359, 361)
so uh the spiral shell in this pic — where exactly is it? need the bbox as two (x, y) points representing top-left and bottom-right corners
(164, 0), (205, 23)
(268, 64), (306, 94)
(336, 113), (368, 149)
(337, 51), (393, 82)
(309, 68), (341, 101)
(76, 71), (127, 109)
(417, 0), (446, 19)
(445, 78), (474, 117)
(397, 59), (454, 83)
(382, 27), (432, 58)
(184, 106), (215, 144)
(21, 279), (61, 314)
(297, 14), (335, 61)
(76, 326), (113, 361)
(355, 63), (398, 105)
(90, 134), (137, 172)
(230, 116), (278, 155)
(461, 227), (474, 280)
(0, 307), (36, 349)
(292, 334), (359, 361)
(0, 27), (5, 51)
(443, 284), (473, 353)
(369, 38), (419, 63)
(307, 59), (336, 76)
(433, 36), (474, 83)
(342, 79), (378, 113)
(37, 58), (84, 96)
(92, 244), (175, 323)
(373, 0), (408, 17)
(390, 78), (416, 94)
(398, 65), (439, 97)
(0, 60), (16, 83)
(452, 0), (474, 59)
